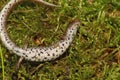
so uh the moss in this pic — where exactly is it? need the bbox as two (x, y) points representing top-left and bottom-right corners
(0, 0), (120, 80)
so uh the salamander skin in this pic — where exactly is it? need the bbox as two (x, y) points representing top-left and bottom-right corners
(0, 0), (80, 62)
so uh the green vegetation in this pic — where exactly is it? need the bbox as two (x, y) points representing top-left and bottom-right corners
(0, 0), (120, 80)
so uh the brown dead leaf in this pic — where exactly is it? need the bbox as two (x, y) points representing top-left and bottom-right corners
(88, 0), (94, 4)
(115, 50), (120, 64)
(33, 36), (45, 45)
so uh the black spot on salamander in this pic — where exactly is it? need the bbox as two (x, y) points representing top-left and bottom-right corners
(4, 10), (6, 13)
(72, 28), (74, 30)
(33, 51), (35, 53)
(61, 50), (64, 52)
(3, 31), (6, 34)
(65, 42), (68, 44)
(7, 41), (11, 44)
(31, 55), (36, 59)
(50, 47), (52, 50)
(29, 51), (32, 54)
(36, 49), (38, 53)
(47, 53), (50, 56)
(15, 50), (20, 53)
(25, 55), (28, 57)
(68, 37), (70, 40)
(5, 37), (8, 41)
(62, 43), (64, 46)
(2, 14), (4, 17)
(4, 7), (7, 10)
(69, 34), (71, 36)
(40, 51), (43, 54)
(38, 48), (41, 50)
(9, 3), (12, 6)
(46, 48), (48, 50)
(70, 30), (72, 33)
(56, 50), (58, 52)
(14, 0), (17, 2)
(8, 42), (13, 46)
(52, 53), (55, 56)
(44, 57), (47, 60)
(23, 53), (25, 55)
(30, 48), (33, 51)
(56, 54), (59, 57)
(25, 49), (28, 52)
(38, 53), (40, 56)
(60, 47), (63, 49)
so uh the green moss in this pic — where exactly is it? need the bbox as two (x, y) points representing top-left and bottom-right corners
(0, 0), (120, 80)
